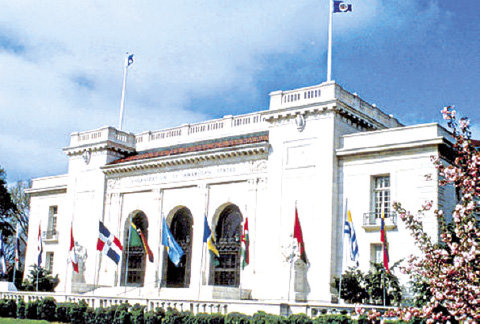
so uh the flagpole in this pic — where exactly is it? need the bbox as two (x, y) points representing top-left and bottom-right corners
(327, 0), (334, 82)
(12, 225), (18, 286)
(118, 53), (129, 131)
(124, 216), (132, 293)
(338, 198), (348, 302)
(382, 206), (386, 306)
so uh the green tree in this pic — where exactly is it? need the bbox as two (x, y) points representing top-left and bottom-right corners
(331, 267), (368, 304)
(364, 263), (402, 306)
(0, 167), (16, 236)
(21, 265), (59, 292)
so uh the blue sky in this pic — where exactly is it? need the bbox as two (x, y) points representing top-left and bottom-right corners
(0, 1), (479, 183)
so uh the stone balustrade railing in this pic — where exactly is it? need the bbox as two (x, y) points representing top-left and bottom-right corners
(135, 111), (267, 151)
(69, 126), (136, 148)
(0, 290), (393, 317)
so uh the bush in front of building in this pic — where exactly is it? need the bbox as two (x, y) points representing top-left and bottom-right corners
(312, 314), (352, 324)
(225, 312), (251, 323)
(144, 306), (165, 324)
(0, 298), (17, 318)
(287, 313), (312, 323)
(131, 303), (147, 324)
(251, 311), (284, 323)
(21, 265), (59, 292)
(24, 299), (39, 319)
(16, 299), (25, 319)
(37, 297), (56, 321)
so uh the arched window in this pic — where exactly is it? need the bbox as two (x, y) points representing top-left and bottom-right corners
(164, 207), (193, 288)
(121, 211), (148, 287)
(211, 204), (243, 287)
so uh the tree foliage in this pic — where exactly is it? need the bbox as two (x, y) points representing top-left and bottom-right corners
(0, 167), (16, 236)
(21, 265), (59, 292)
(331, 265), (402, 306)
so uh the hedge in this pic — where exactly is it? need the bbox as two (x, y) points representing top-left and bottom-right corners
(0, 298), (426, 323)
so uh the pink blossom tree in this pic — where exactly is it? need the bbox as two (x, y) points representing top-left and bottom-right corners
(388, 106), (480, 322)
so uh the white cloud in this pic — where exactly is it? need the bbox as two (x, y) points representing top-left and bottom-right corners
(0, 0), (445, 181)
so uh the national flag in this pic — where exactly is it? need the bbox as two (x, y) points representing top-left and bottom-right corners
(380, 212), (389, 272)
(162, 218), (184, 266)
(15, 223), (20, 271)
(37, 224), (43, 267)
(0, 231), (6, 275)
(294, 206), (307, 264)
(203, 215), (219, 258)
(130, 222), (154, 262)
(344, 202), (359, 266)
(333, 1), (352, 13)
(97, 221), (123, 265)
(70, 224), (79, 273)
(127, 54), (134, 67)
(241, 217), (249, 269)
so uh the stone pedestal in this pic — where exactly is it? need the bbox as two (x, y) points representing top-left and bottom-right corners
(293, 259), (308, 302)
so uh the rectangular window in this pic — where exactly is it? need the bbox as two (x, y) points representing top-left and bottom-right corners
(373, 175), (390, 218)
(46, 252), (54, 272)
(370, 244), (382, 265)
(47, 206), (58, 239)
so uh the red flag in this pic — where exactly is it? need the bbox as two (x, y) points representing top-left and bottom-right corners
(294, 207), (307, 263)
(380, 213), (389, 272)
(70, 225), (79, 273)
(138, 227), (154, 263)
(241, 217), (249, 269)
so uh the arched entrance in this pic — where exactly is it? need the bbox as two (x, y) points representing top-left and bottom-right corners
(164, 207), (193, 288)
(121, 211), (148, 286)
(211, 204), (243, 287)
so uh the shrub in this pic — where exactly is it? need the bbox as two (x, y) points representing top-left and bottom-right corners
(0, 298), (17, 318)
(37, 297), (56, 321)
(131, 303), (146, 324)
(144, 307), (165, 324)
(252, 311), (285, 323)
(114, 303), (132, 324)
(313, 314), (351, 324)
(25, 300), (39, 319)
(16, 299), (25, 319)
(95, 305), (119, 324)
(194, 313), (225, 324)
(225, 312), (251, 324)
(287, 313), (312, 324)
(84, 307), (96, 324)
(69, 300), (88, 324)
(56, 302), (73, 323)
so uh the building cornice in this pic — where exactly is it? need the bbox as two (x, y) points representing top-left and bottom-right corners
(102, 142), (269, 175)
(25, 185), (67, 195)
(63, 140), (135, 156)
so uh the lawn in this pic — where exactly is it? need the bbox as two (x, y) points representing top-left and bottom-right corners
(0, 319), (50, 324)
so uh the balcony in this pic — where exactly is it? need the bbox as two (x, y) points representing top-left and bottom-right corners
(43, 230), (59, 243)
(362, 212), (397, 231)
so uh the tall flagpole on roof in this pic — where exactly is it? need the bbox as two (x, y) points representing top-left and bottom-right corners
(118, 52), (134, 131)
(327, 0), (334, 82)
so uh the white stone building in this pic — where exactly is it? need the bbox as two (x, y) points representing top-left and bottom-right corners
(24, 81), (455, 307)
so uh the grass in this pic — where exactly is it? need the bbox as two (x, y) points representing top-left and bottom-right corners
(0, 319), (50, 324)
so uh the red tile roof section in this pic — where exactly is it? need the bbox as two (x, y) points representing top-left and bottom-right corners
(111, 133), (269, 164)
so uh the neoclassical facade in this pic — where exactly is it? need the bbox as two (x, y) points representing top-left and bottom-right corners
(24, 81), (455, 304)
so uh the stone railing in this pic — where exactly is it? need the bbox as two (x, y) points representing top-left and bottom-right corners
(69, 126), (136, 148)
(135, 111), (267, 151)
(0, 290), (393, 316)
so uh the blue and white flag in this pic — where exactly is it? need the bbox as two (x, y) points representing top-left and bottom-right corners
(97, 221), (123, 265)
(127, 54), (134, 67)
(162, 218), (184, 266)
(334, 1), (352, 13)
(344, 202), (359, 266)
(0, 231), (6, 275)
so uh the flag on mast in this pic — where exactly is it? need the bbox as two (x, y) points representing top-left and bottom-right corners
(203, 215), (220, 258)
(380, 211), (389, 272)
(37, 224), (43, 267)
(294, 206), (307, 264)
(162, 218), (184, 266)
(70, 224), (79, 273)
(15, 223), (20, 270)
(97, 221), (123, 265)
(333, 1), (352, 13)
(241, 217), (249, 269)
(0, 232), (6, 275)
(130, 222), (154, 262)
(344, 202), (359, 266)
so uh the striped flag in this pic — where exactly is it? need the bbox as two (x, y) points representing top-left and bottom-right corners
(380, 212), (389, 272)
(203, 215), (220, 258)
(241, 217), (249, 269)
(344, 202), (359, 266)
(130, 222), (154, 262)
(37, 224), (43, 267)
(0, 231), (6, 275)
(97, 221), (123, 265)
